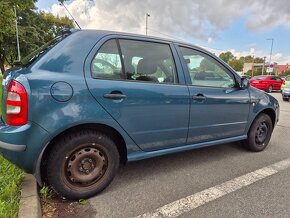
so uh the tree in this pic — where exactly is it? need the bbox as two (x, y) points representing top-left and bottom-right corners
(219, 51), (234, 63)
(0, 0), (74, 74)
(229, 59), (243, 71)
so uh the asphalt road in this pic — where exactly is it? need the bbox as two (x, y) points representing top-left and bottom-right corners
(88, 92), (290, 218)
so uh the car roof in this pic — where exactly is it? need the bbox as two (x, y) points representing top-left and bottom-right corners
(77, 29), (212, 54)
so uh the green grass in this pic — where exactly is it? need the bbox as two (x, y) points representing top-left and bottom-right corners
(0, 75), (25, 217)
(0, 155), (24, 217)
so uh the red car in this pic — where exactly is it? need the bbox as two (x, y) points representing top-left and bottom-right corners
(250, 75), (283, 92)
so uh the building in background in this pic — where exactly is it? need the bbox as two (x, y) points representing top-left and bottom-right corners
(243, 62), (278, 76)
(277, 64), (290, 74)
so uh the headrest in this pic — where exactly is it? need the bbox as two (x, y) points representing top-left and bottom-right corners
(137, 59), (157, 75)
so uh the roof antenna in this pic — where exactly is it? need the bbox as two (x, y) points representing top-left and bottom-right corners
(59, 0), (82, 30)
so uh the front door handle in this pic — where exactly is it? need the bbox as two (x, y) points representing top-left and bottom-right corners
(192, 94), (206, 101)
(103, 93), (127, 100)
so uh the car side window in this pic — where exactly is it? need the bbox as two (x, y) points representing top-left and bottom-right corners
(119, 39), (178, 84)
(91, 39), (123, 80)
(179, 47), (235, 88)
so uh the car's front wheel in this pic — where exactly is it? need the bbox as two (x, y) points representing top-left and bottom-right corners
(46, 130), (119, 200)
(243, 113), (273, 152)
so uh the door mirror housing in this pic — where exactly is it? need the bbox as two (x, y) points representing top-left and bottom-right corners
(240, 77), (250, 89)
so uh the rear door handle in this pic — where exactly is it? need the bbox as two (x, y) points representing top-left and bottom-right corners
(103, 93), (127, 100)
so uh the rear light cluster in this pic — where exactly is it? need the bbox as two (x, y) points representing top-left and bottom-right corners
(6, 80), (28, 126)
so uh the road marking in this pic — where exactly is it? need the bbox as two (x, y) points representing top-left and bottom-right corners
(135, 158), (290, 218)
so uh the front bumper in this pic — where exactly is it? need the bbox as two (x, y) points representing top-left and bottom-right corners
(0, 119), (49, 173)
(282, 91), (290, 99)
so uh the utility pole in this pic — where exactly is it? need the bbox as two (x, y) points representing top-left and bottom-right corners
(262, 56), (266, 75)
(14, 6), (21, 61)
(145, 13), (150, 35)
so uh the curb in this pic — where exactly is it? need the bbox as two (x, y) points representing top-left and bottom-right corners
(18, 174), (42, 218)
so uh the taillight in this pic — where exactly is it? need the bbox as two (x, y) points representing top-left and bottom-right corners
(6, 80), (28, 126)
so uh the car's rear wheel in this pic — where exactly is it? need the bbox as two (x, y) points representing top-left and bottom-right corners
(243, 113), (273, 152)
(282, 97), (289, 101)
(267, 85), (273, 93)
(46, 130), (119, 200)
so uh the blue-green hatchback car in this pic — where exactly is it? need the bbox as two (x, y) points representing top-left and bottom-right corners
(0, 29), (279, 199)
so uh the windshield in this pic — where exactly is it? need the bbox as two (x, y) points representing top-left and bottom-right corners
(19, 31), (72, 67)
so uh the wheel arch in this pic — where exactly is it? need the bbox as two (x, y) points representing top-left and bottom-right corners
(248, 108), (276, 134)
(36, 123), (128, 186)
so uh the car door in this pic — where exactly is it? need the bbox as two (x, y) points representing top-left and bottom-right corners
(84, 37), (190, 151)
(269, 76), (277, 90)
(275, 76), (283, 90)
(177, 45), (251, 144)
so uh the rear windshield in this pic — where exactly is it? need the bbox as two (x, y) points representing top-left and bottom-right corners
(252, 76), (266, 80)
(19, 31), (73, 67)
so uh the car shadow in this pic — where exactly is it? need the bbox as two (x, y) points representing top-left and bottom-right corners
(103, 142), (248, 193)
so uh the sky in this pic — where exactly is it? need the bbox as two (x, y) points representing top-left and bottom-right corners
(36, 0), (290, 64)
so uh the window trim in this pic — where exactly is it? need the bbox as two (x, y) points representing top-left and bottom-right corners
(90, 38), (126, 80)
(116, 38), (180, 85)
(177, 45), (239, 89)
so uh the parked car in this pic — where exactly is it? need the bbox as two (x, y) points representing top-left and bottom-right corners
(250, 75), (283, 92)
(0, 29), (280, 200)
(281, 76), (290, 92)
(281, 83), (290, 101)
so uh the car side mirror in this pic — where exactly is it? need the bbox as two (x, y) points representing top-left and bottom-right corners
(240, 77), (250, 89)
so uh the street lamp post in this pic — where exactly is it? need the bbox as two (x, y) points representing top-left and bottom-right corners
(145, 13), (150, 35)
(14, 6), (21, 61)
(267, 38), (274, 67)
(262, 56), (266, 75)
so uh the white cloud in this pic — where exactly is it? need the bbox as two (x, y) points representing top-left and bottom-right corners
(48, 0), (290, 64)
(49, 0), (290, 42)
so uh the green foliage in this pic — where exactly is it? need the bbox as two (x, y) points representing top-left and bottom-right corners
(228, 59), (243, 71)
(0, 155), (24, 218)
(0, 0), (74, 74)
(219, 51), (235, 63)
(79, 199), (89, 205)
(246, 69), (262, 77)
(39, 186), (53, 201)
(280, 70), (290, 76)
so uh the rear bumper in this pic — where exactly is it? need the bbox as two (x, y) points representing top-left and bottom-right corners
(0, 141), (26, 151)
(0, 119), (30, 151)
(0, 119), (49, 173)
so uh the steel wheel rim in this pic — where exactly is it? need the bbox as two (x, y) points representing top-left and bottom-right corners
(64, 144), (108, 188)
(255, 121), (268, 145)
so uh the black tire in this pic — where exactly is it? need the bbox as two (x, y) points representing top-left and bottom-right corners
(282, 98), (289, 101)
(46, 130), (119, 200)
(243, 113), (273, 152)
(267, 85), (273, 93)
